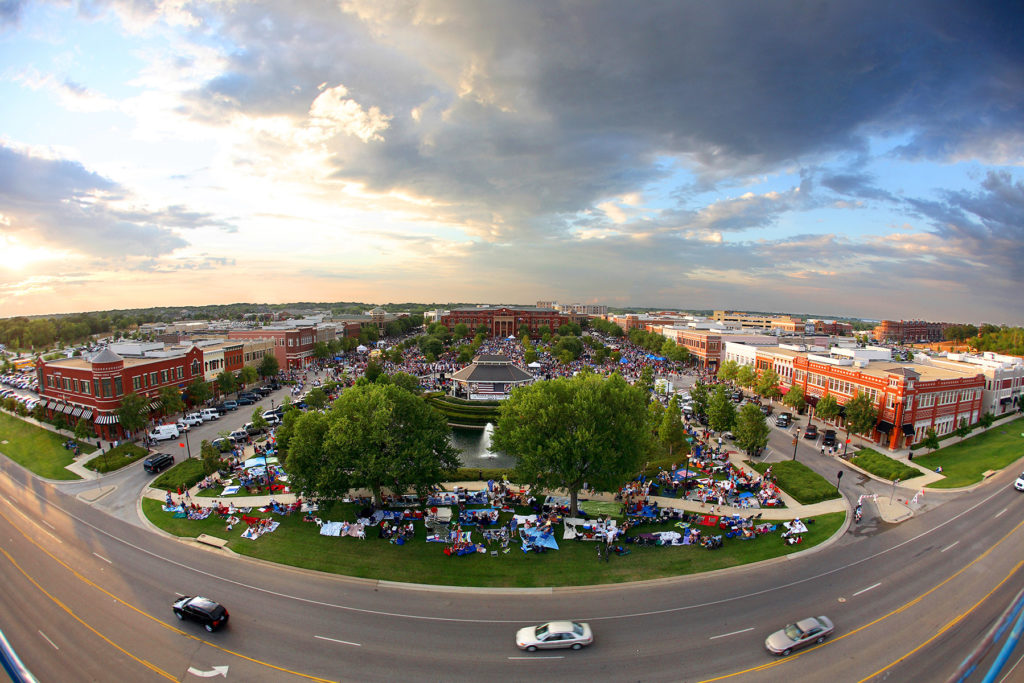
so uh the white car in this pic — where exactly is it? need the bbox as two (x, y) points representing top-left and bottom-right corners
(261, 410), (281, 425)
(200, 408), (220, 421)
(515, 621), (593, 651)
(1014, 472), (1024, 492)
(182, 413), (205, 426)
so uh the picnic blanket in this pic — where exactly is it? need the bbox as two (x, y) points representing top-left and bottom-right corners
(427, 493), (460, 506)
(563, 517), (618, 541)
(222, 485), (240, 495)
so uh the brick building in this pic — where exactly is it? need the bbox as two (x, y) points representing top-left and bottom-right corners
(872, 320), (951, 343)
(441, 306), (571, 338)
(227, 326), (316, 370)
(37, 346), (204, 441)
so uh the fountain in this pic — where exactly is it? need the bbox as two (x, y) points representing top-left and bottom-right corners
(448, 422), (515, 468)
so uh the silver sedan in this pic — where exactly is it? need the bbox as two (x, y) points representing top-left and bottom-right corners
(515, 621), (593, 651)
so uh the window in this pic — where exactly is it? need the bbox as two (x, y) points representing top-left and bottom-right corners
(81, 381), (90, 395)
(132, 376), (142, 391)
(114, 377), (123, 396)
(150, 372), (158, 386)
(47, 376), (55, 388)
(63, 377), (71, 391)
(161, 370), (168, 383)
(178, 367), (184, 379)
(101, 378), (112, 398)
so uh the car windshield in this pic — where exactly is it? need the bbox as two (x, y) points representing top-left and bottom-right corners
(535, 624), (549, 638)
(784, 624), (802, 640)
(572, 623), (584, 636)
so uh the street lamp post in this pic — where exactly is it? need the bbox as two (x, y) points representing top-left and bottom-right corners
(791, 427), (801, 460)
(889, 477), (900, 505)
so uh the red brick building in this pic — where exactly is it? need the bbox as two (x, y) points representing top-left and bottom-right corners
(872, 320), (951, 343)
(37, 346), (204, 441)
(227, 326), (316, 370)
(754, 347), (984, 449)
(441, 306), (571, 338)
(810, 319), (855, 336)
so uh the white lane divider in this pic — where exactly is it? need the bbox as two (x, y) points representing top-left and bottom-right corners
(853, 582), (881, 597)
(709, 627), (754, 640)
(93, 552), (111, 564)
(995, 508), (1007, 519)
(314, 635), (361, 647)
(508, 656), (565, 660)
(0, 494), (62, 544)
(38, 630), (59, 650)
(941, 541), (959, 553)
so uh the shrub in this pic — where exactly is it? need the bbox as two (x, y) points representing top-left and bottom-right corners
(850, 449), (922, 481)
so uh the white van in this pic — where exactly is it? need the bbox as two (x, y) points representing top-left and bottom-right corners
(182, 412), (204, 426)
(149, 424), (180, 441)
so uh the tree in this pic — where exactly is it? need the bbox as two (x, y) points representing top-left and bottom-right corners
(476, 324), (489, 335)
(159, 385), (184, 417)
(418, 335), (443, 361)
(117, 392), (150, 438)
(659, 395), (686, 456)
(258, 353), (280, 379)
(637, 365), (655, 395)
(364, 361), (384, 383)
(734, 402), (771, 456)
(453, 323), (470, 339)
(250, 408), (269, 433)
(519, 324), (531, 338)
(708, 385), (737, 433)
(390, 371), (422, 395)
(782, 383), (806, 414)
(736, 364), (757, 389)
(816, 393), (840, 423)
(74, 417), (94, 442)
(979, 412), (996, 429)
(284, 411), (336, 498)
(186, 377), (212, 407)
(239, 365), (258, 387)
(717, 360), (739, 383)
(200, 440), (222, 476)
(491, 372), (654, 516)
(457, 345), (474, 364)
(319, 383), (459, 505)
(954, 418), (973, 439)
(524, 349), (538, 365)
(274, 407), (301, 453)
(313, 341), (330, 360)
(690, 381), (710, 419)
(919, 427), (940, 451)
(755, 368), (782, 401)
(216, 370), (237, 396)
(305, 387), (328, 410)
(844, 391), (878, 437)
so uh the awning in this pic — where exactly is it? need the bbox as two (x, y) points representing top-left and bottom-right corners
(876, 420), (894, 433)
(71, 406), (84, 418)
(1000, 397), (1012, 405)
(39, 399), (50, 408)
(60, 403), (74, 414)
(80, 410), (93, 421)
(95, 414), (119, 425)
(805, 395), (820, 408)
(901, 424), (914, 436)
(148, 401), (161, 411)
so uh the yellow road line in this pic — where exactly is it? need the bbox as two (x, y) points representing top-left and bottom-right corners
(0, 504), (337, 683)
(699, 517), (1024, 682)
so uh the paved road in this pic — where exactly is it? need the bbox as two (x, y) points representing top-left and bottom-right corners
(1, 443), (1022, 681)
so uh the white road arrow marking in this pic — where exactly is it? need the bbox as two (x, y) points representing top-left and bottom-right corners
(187, 665), (229, 678)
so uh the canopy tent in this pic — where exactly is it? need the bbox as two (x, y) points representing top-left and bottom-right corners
(528, 361), (542, 368)
(645, 354), (667, 361)
(356, 344), (369, 353)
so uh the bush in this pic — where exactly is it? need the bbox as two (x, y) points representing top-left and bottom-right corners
(152, 457), (206, 492)
(850, 449), (922, 482)
(84, 442), (148, 473)
(451, 467), (514, 482)
(746, 460), (841, 505)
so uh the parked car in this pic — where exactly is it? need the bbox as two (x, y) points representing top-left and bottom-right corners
(211, 437), (234, 452)
(222, 400), (238, 411)
(182, 413), (204, 426)
(775, 413), (791, 428)
(254, 386), (273, 396)
(515, 621), (593, 651)
(236, 395), (256, 406)
(228, 429), (248, 442)
(172, 596), (229, 633)
(210, 403), (229, 415)
(765, 616), (834, 655)
(243, 422), (263, 436)
(261, 410), (281, 425)
(200, 408), (220, 421)
(174, 420), (190, 433)
(803, 424), (819, 440)
(822, 429), (837, 448)
(148, 424), (180, 441)
(143, 452), (174, 473)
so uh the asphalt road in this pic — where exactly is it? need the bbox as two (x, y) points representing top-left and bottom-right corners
(1, 439), (1023, 682)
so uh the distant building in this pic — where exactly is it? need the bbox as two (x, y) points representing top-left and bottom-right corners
(448, 354), (534, 400)
(227, 326), (316, 370)
(872, 320), (951, 343)
(442, 306), (571, 338)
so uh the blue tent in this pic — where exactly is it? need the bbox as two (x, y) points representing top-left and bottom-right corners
(645, 354), (667, 361)
(619, 357), (630, 364)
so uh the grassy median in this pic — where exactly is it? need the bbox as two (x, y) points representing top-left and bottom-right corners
(850, 449), (922, 482)
(143, 497), (843, 587)
(915, 417), (1024, 488)
(746, 460), (841, 505)
(0, 411), (84, 480)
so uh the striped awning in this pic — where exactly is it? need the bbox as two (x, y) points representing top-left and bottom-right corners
(71, 406), (84, 418)
(148, 400), (162, 411)
(95, 414), (119, 425)
(80, 410), (93, 421)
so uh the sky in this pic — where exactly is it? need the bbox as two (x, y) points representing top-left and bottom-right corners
(1, 1), (1023, 324)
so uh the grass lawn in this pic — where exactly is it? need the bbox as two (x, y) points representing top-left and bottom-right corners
(84, 443), (148, 473)
(142, 498), (843, 587)
(746, 460), (840, 505)
(915, 417), (1024, 488)
(0, 411), (83, 480)
(850, 449), (922, 482)
(152, 457), (207, 491)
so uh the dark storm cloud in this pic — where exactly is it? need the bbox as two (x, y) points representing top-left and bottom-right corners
(0, 144), (227, 257)
(819, 172), (896, 202)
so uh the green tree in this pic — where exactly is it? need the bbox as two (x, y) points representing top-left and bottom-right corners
(418, 335), (443, 361)
(117, 392), (150, 438)
(388, 347), (404, 364)
(200, 440), (222, 475)
(216, 370), (237, 396)
(159, 385), (184, 418)
(258, 353), (280, 379)
(364, 361), (384, 383)
(390, 372), (422, 395)
(305, 387), (328, 410)
(476, 324), (489, 336)
(755, 367), (782, 401)
(284, 411), (336, 498)
(491, 372), (654, 516)
(734, 402), (770, 456)
(658, 395), (686, 456)
(31, 403), (46, 422)
(782, 383), (806, 414)
(524, 349), (538, 365)
(519, 324), (531, 338)
(323, 383), (459, 505)
(186, 377), (212, 407)
(313, 341), (330, 360)
(74, 417), (94, 442)
(274, 407), (301, 453)
(250, 408), (269, 433)
(690, 381), (710, 419)
(816, 393), (840, 423)
(457, 345), (474, 364)
(239, 365), (258, 387)
(919, 427), (940, 451)
(736, 364), (756, 389)
(637, 365), (655, 395)
(954, 418), (973, 439)
(708, 385), (737, 433)
(844, 391), (878, 437)
(453, 323), (470, 339)
(717, 359), (739, 383)
(978, 412), (996, 429)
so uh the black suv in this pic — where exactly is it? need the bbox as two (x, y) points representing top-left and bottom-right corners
(172, 596), (229, 632)
(822, 429), (838, 447)
(775, 413), (791, 428)
(143, 453), (174, 474)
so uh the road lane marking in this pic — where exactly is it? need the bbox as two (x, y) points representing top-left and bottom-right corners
(941, 541), (959, 553)
(995, 507), (1007, 519)
(0, 494), (62, 544)
(709, 627), (754, 639)
(314, 635), (361, 647)
(93, 552), (111, 564)
(38, 630), (59, 650)
(853, 582), (881, 597)
(508, 656), (564, 659)
(41, 520), (55, 529)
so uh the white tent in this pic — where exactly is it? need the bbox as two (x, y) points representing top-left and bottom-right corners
(528, 361), (542, 368)
(356, 344), (368, 353)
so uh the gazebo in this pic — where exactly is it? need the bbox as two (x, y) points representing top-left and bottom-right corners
(449, 354), (534, 400)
